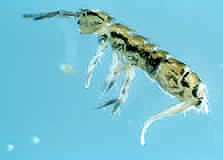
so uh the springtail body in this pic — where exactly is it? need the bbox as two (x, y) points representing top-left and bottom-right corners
(24, 9), (208, 145)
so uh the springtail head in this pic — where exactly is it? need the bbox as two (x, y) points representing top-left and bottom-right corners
(23, 9), (112, 35)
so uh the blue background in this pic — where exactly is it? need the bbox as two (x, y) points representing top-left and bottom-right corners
(1, 0), (222, 159)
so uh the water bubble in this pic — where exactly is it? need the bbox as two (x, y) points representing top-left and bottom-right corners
(60, 64), (74, 73)
(32, 136), (40, 144)
(7, 144), (15, 152)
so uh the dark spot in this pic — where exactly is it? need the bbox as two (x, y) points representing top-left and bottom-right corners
(112, 41), (125, 50)
(152, 50), (157, 54)
(110, 32), (128, 44)
(195, 100), (202, 106)
(110, 32), (142, 54)
(181, 80), (189, 88)
(181, 72), (190, 88)
(122, 89), (126, 94)
(127, 54), (138, 65)
(126, 44), (138, 52)
(98, 34), (108, 43)
(145, 55), (164, 74)
(192, 85), (199, 98)
(180, 68), (185, 75)
(178, 90), (184, 97)
(86, 11), (105, 21)
(171, 69), (178, 75)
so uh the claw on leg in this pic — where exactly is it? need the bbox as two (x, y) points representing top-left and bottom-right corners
(112, 99), (122, 114)
(85, 39), (108, 88)
(97, 98), (122, 114)
(97, 98), (119, 109)
(98, 67), (135, 114)
(140, 101), (196, 146)
(97, 98), (122, 115)
(23, 10), (80, 20)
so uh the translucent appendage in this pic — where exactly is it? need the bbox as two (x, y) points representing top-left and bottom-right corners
(85, 40), (108, 88)
(140, 101), (196, 145)
(98, 68), (135, 114)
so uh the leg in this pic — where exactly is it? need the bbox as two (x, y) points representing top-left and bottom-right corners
(140, 101), (196, 145)
(23, 10), (80, 20)
(103, 52), (123, 93)
(85, 38), (108, 88)
(98, 67), (135, 114)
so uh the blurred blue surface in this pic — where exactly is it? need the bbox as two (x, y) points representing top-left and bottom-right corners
(1, 0), (223, 159)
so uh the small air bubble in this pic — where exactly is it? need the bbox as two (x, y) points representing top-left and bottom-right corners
(7, 144), (15, 152)
(60, 64), (74, 73)
(32, 136), (40, 144)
